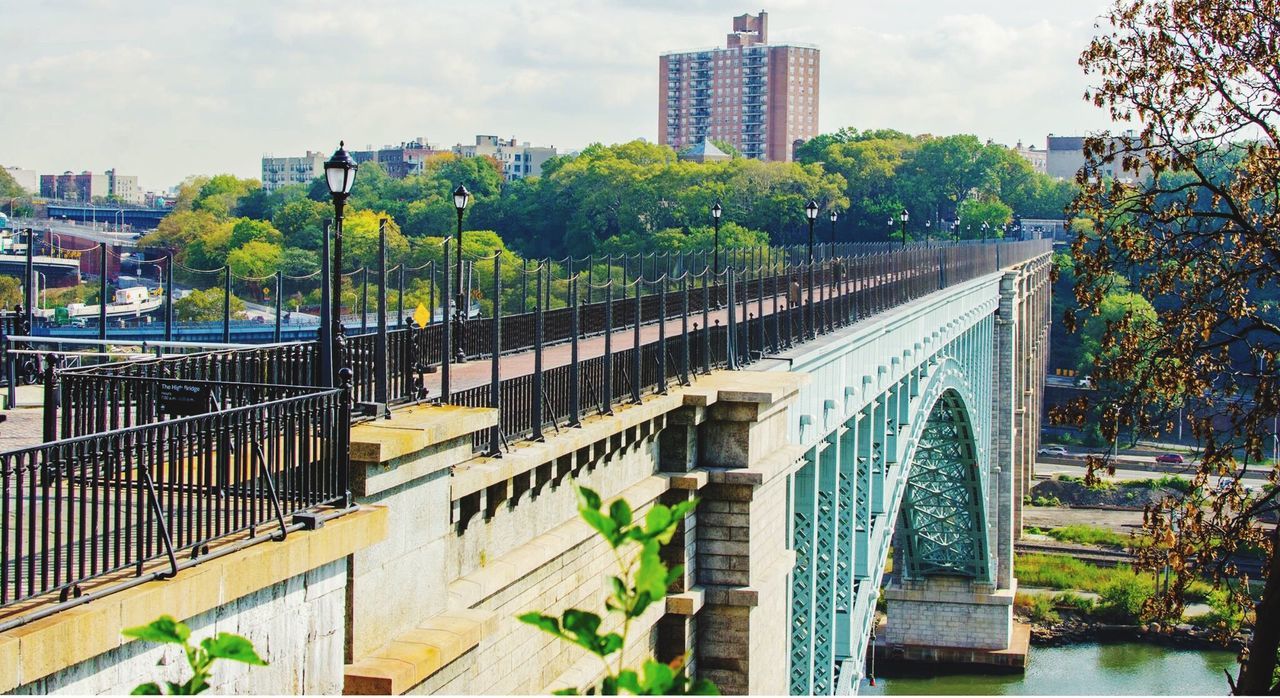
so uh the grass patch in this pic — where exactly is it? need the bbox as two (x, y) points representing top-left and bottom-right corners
(1014, 553), (1212, 602)
(1044, 524), (1132, 548)
(1052, 591), (1096, 614)
(1030, 495), (1063, 507)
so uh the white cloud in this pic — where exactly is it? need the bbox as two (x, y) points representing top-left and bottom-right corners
(0, 0), (1118, 191)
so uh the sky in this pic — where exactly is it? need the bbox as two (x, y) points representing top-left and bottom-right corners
(0, 0), (1118, 193)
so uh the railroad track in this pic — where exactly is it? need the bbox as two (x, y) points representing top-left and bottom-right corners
(1015, 539), (1264, 577)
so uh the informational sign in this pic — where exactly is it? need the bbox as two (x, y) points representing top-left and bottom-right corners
(158, 382), (212, 416)
(413, 303), (431, 327)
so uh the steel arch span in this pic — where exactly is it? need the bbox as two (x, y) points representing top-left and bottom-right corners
(755, 262), (1041, 696)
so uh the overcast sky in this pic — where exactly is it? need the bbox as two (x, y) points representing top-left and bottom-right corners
(1, 0), (1117, 192)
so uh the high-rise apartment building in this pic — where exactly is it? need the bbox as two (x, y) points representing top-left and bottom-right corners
(659, 11), (819, 162)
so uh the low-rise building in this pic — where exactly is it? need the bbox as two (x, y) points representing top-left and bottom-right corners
(351, 138), (447, 179)
(105, 169), (143, 205)
(261, 151), (326, 192)
(40, 171), (109, 201)
(452, 135), (557, 181)
(1012, 140), (1046, 174)
(1046, 131), (1148, 182)
(3, 166), (39, 195)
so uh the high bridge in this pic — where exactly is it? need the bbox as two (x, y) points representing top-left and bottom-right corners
(0, 240), (1050, 695)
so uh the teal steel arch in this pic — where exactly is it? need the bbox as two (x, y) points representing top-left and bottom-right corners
(786, 314), (996, 695)
(896, 388), (990, 581)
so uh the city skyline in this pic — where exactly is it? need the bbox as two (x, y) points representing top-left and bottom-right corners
(1, 0), (1114, 192)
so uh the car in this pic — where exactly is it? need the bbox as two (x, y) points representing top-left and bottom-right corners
(1038, 445), (1069, 457)
(1155, 453), (1185, 464)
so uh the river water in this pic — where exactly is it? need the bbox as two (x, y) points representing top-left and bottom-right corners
(860, 643), (1238, 695)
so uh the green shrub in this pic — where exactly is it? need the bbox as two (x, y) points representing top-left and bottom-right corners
(123, 616), (266, 694)
(1117, 475), (1193, 493)
(1187, 589), (1245, 632)
(1015, 593), (1060, 624)
(1031, 495), (1063, 507)
(1052, 591), (1096, 614)
(1097, 575), (1149, 623)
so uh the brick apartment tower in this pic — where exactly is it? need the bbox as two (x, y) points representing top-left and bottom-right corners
(659, 11), (820, 162)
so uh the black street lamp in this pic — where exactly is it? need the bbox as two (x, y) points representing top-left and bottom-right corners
(924, 220), (932, 247)
(981, 221), (990, 242)
(324, 141), (358, 385)
(452, 184), (471, 363)
(898, 208), (909, 249)
(828, 208), (838, 250)
(805, 199), (818, 264)
(1013, 213), (1023, 240)
(711, 201), (722, 274)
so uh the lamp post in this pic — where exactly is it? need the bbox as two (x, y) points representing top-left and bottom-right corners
(828, 208), (838, 251)
(1013, 213), (1023, 240)
(711, 201), (722, 274)
(981, 221), (989, 242)
(324, 141), (358, 386)
(805, 199), (818, 264)
(898, 208), (909, 249)
(924, 220), (932, 247)
(452, 184), (471, 363)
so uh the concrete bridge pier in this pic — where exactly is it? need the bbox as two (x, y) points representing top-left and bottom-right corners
(881, 576), (1024, 669)
(672, 373), (809, 695)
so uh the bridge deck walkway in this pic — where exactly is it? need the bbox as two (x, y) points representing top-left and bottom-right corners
(418, 274), (892, 398)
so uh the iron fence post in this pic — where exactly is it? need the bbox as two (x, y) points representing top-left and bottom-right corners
(681, 274), (690, 386)
(569, 274), (581, 426)
(586, 260), (593, 305)
(521, 258), (528, 315)
(565, 257), (573, 309)
(397, 264), (405, 327)
(375, 220), (389, 417)
(631, 280), (641, 404)
(360, 266), (369, 335)
(221, 264), (231, 344)
(23, 229), (34, 336)
(772, 264), (780, 353)
(338, 367), (354, 507)
(271, 270), (282, 343)
(165, 251), (174, 342)
(603, 280), (613, 414)
(41, 353), (59, 443)
(702, 271), (711, 374)
(441, 241), (451, 402)
(100, 242), (109, 342)
(726, 268), (737, 370)
(657, 274), (667, 394)
(319, 220), (333, 387)
(490, 251), (502, 453)
(532, 269), (544, 440)
(428, 261), (436, 325)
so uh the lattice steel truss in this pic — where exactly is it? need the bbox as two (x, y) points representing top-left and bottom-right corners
(897, 389), (989, 579)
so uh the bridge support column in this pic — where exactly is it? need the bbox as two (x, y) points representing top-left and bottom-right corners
(882, 576), (1026, 669)
(688, 373), (807, 695)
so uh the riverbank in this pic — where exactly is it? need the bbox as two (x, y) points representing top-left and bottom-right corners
(1022, 612), (1247, 652)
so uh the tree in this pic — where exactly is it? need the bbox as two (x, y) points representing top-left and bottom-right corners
(0, 276), (21, 308)
(341, 210), (410, 271)
(228, 218), (283, 249)
(226, 240), (282, 281)
(0, 168), (27, 200)
(1072, 1), (1280, 692)
(956, 198), (1012, 240)
(272, 198), (329, 250)
(193, 175), (260, 219)
(174, 288), (245, 322)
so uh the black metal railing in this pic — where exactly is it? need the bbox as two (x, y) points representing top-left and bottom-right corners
(0, 385), (349, 609)
(49, 240), (1051, 444)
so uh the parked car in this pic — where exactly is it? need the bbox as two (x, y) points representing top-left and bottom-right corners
(1037, 445), (1069, 457)
(1155, 453), (1185, 464)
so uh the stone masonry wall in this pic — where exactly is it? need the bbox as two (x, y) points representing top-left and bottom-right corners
(883, 576), (1013, 651)
(15, 560), (347, 695)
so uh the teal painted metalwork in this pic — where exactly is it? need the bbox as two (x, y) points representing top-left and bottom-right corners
(789, 455), (817, 695)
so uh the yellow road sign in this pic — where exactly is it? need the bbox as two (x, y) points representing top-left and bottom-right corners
(413, 303), (431, 327)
